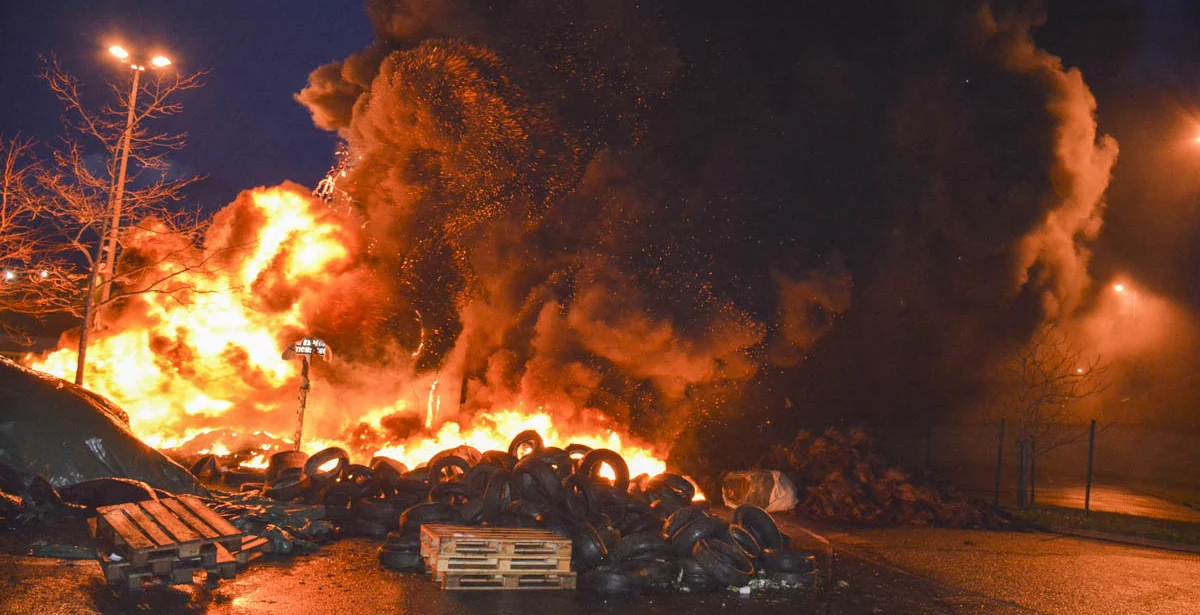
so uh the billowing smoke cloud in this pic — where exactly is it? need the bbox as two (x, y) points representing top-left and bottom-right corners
(292, 0), (1119, 454)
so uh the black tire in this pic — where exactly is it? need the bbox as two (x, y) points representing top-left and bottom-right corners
(732, 505), (784, 550)
(427, 455), (470, 483)
(761, 548), (815, 573)
(564, 443), (592, 472)
(189, 454), (221, 479)
(513, 456), (562, 502)
(578, 449), (630, 495)
(664, 506), (710, 537)
(561, 475), (599, 523)
(222, 469), (268, 488)
(646, 473), (695, 503)
(611, 531), (668, 562)
(304, 447), (349, 483)
(399, 501), (457, 532)
(262, 476), (310, 501)
(482, 470), (514, 523)
(579, 565), (641, 595)
(354, 498), (400, 525)
(478, 450), (518, 470)
(570, 522), (609, 570)
(531, 447), (573, 479)
(457, 498), (486, 524)
(728, 524), (764, 560)
(679, 557), (718, 593)
(370, 457), (409, 489)
(507, 430), (544, 459)
(266, 450), (308, 483)
(465, 463), (499, 498)
(383, 530), (422, 551)
(668, 515), (727, 556)
(378, 547), (424, 571)
(693, 538), (755, 586)
(429, 479), (469, 504)
(618, 512), (664, 537)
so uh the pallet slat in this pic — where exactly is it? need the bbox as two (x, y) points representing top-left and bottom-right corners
(94, 496), (247, 594)
(98, 509), (156, 552)
(136, 500), (203, 545)
(161, 498), (221, 540)
(122, 504), (175, 547)
(429, 554), (571, 574)
(439, 572), (576, 591)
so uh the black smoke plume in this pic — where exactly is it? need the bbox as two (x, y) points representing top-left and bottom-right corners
(295, 0), (1115, 455)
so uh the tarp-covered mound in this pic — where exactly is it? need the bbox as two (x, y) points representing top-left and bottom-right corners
(0, 357), (201, 494)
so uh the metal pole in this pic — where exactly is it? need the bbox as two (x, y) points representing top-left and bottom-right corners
(294, 355), (310, 451)
(99, 67), (140, 304)
(73, 214), (111, 385)
(993, 418), (1005, 507)
(1016, 439), (1027, 508)
(1029, 438), (1036, 506)
(1084, 419), (1096, 514)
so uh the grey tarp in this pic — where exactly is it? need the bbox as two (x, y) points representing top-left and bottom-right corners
(0, 357), (201, 494)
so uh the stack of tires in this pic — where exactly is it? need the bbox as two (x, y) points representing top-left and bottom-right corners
(198, 431), (817, 594)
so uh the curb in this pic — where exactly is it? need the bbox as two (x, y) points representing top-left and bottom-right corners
(1048, 526), (1200, 555)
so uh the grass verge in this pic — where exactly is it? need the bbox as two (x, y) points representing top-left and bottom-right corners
(1011, 505), (1200, 547)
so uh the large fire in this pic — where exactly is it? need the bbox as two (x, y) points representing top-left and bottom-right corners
(26, 185), (668, 478)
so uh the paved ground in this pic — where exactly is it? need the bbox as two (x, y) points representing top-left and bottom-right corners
(1030, 485), (1200, 523)
(2, 514), (1199, 614)
(821, 526), (1200, 615)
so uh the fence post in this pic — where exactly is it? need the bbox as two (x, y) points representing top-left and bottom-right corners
(993, 419), (1005, 506)
(1016, 439), (1027, 508)
(1029, 438), (1036, 507)
(1084, 418), (1096, 515)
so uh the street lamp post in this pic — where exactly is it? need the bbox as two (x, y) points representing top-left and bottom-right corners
(98, 45), (171, 305)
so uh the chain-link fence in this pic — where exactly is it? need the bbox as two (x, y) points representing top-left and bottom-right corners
(876, 421), (1200, 522)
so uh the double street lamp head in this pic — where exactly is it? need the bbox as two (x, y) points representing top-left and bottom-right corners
(108, 44), (171, 71)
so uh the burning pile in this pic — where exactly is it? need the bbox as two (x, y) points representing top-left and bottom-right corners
(763, 428), (1006, 529)
(194, 430), (813, 595)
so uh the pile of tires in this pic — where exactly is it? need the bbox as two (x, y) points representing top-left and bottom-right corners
(369, 430), (815, 595)
(192, 432), (817, 593)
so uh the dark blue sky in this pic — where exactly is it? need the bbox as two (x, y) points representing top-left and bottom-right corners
(0, 1), (372, 210)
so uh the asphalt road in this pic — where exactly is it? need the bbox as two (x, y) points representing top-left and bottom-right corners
(1, 516), (1198, 614)
(822, 526), (1200, 615)
(1030, 485), (1200, 523)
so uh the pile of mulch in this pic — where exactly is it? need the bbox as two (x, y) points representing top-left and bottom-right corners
(761, 427), (1007, 529)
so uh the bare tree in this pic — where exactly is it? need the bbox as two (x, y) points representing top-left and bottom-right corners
(1000, 323), (1108, 506)
(0, 135), (81, 344)
(0, 56), (231, 383)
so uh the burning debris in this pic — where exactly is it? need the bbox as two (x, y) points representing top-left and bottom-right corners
(180, 429), (815, 595)
(762, 428), (1007, 529)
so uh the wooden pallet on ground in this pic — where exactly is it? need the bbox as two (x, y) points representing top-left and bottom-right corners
(420, 524), (571, 558)
(439, 572), (577, 590)
(91, 494), (247, 593)
(419, 524), (574, 590)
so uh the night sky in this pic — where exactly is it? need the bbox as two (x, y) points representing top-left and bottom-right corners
(0, 0), (372, 209)
(4, 0), (1200, 439)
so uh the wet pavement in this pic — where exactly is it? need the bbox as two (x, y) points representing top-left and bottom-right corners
(1030, 485), (1200, 523)
(2, 515), (1198, 614)
(822, 526), (1200, 615)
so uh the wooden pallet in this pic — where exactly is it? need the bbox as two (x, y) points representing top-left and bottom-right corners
(420, 524), (574, 590)
(439, 572), (577, 590)
(91, 495), (247, 593)
(420, 524), (571, 558)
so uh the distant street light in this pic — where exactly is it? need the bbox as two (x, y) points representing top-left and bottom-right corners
(1113, 284), (1125, 293)
(98, 44), (173, 304)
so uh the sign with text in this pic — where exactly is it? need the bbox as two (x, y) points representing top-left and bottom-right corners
(283, 337), (332, 361)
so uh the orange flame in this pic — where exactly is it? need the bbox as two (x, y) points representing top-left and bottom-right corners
(26, 185), (672, 479)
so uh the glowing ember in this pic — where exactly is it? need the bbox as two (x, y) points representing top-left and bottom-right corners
(24, 185), (673, 481)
